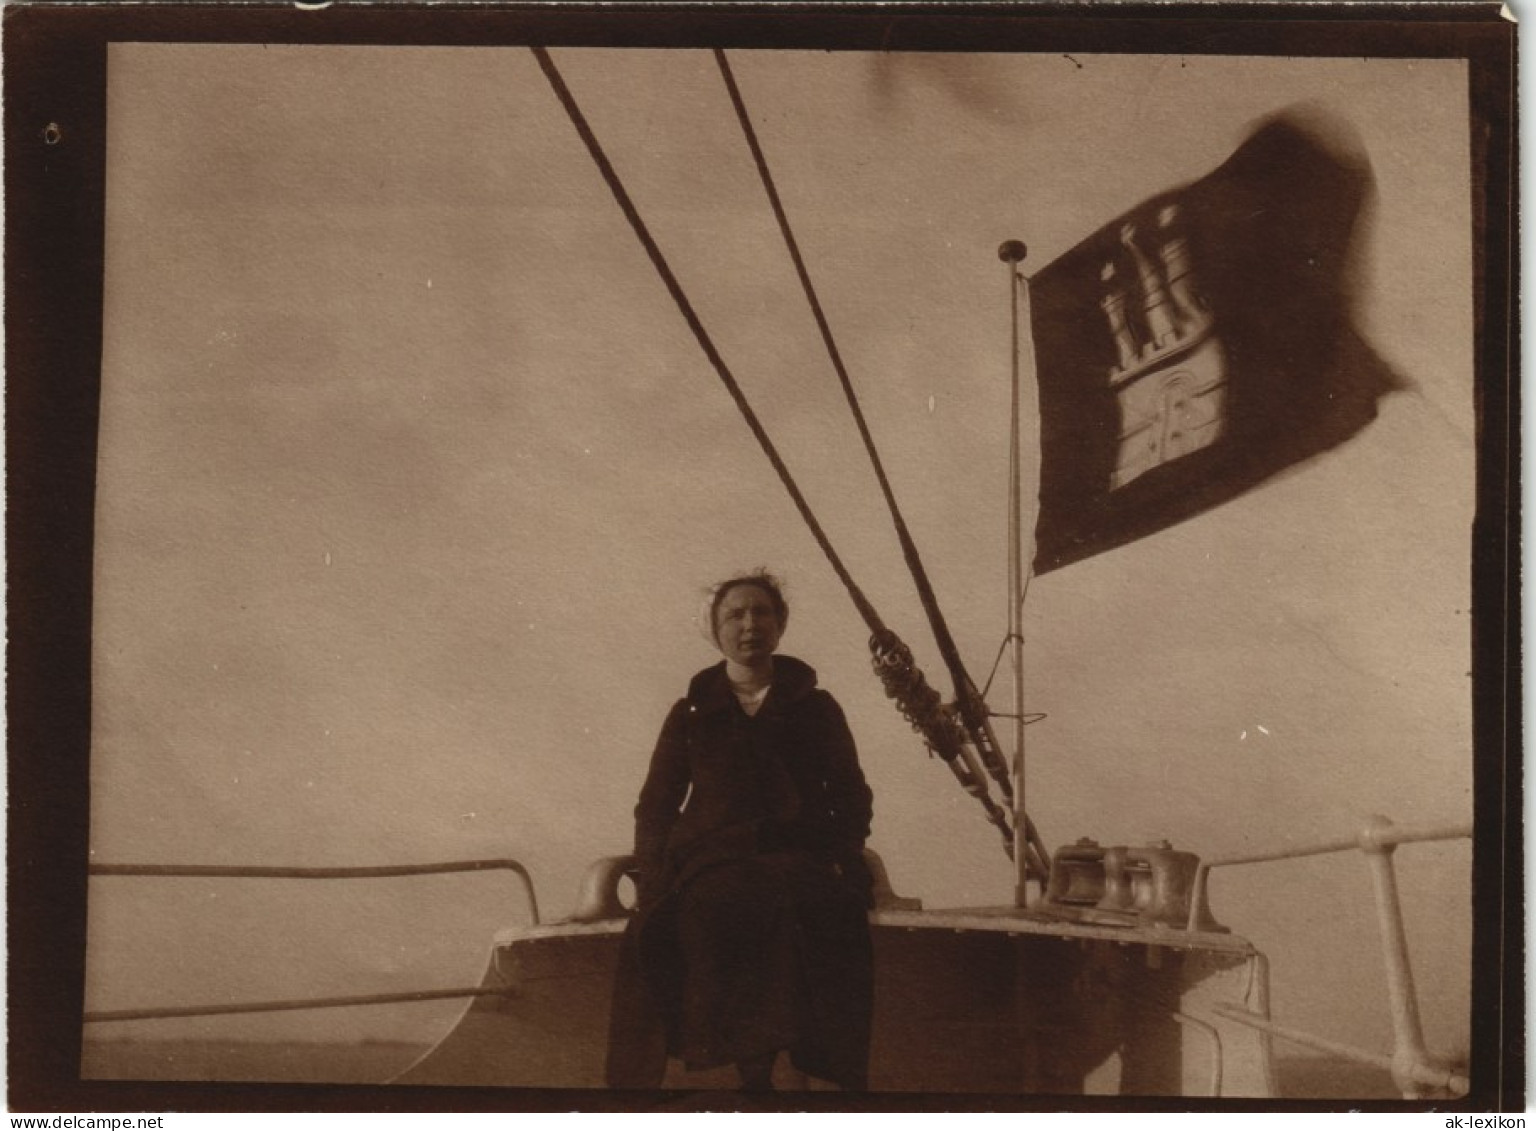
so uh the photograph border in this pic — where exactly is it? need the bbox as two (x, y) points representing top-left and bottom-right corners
(5, 2), (1519, 1113)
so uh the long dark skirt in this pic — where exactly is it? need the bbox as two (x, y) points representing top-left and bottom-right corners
(606, 851), (873, 1090)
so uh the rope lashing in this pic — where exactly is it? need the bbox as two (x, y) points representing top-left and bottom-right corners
(869, 629), (964, 759)
(871, 630), (1016, 856)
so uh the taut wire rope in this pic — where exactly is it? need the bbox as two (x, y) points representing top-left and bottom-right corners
(531, 47), (1021, 860)
(712, 51), (1006, 785)
(715, 51), (1051, 876)
(529, 47), (881, 637)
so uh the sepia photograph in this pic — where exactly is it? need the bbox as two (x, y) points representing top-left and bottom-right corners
(5, 3), (1519, 1114)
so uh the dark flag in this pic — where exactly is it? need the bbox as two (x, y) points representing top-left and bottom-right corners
(1030, 108), (1406, 575)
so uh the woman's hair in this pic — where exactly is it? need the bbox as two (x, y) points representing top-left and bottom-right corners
(703, 569), (789, 642)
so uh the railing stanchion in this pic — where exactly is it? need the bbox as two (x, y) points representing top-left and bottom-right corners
(1180, 817), (1469, 1099)
(1359, 815), (1433, 1099)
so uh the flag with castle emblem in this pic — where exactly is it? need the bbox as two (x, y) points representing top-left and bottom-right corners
(1029, 109), (1405, 575)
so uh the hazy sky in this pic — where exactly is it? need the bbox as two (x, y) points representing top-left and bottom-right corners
(87, 44), (1474, 1072)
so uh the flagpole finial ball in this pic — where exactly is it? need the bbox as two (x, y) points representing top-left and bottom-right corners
(998, 240), (1028, 263)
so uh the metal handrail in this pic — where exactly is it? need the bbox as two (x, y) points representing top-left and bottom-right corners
(1187, 815), (1471, 1099)
(89, 859), (540, 925)
(1209, 1003), (1470, 1096)
(85, 858), (539, 1024)
(1170, 1010), (1224, 1097)
(85, 986), (509, 1024)
(1187, 818), (1472, 921)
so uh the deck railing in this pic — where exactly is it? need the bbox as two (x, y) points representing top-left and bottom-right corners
(1187, 815), (1472, 1099)
(83, 859), (539, 1024)
(86, 822), (1474, 1101)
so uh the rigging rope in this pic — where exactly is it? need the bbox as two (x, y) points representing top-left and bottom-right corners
(531, 47), (1027, 863)
(712, 50), (1016, 801)
(715, 52), (1051, 876)
(529, 47), (881, 638)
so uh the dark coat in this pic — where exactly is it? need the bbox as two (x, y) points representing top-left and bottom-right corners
(606, 656), (875, 1089)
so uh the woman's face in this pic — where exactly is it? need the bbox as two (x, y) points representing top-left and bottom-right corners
(713, 583), (784, 666)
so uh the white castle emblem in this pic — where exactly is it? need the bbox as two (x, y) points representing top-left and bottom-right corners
(1098, 204), (1227, 491)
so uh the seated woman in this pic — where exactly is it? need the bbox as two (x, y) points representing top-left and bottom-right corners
(606, 570), (875, 1092)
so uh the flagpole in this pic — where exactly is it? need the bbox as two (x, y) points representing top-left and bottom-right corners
(999, 239), (1031, 908)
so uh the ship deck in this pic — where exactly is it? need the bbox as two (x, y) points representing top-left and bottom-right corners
(495, 904), (1257, 958)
